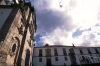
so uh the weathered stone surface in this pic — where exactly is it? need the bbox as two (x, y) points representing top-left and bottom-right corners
(0, 2), (36, 66)
(0, 0), (6, 5)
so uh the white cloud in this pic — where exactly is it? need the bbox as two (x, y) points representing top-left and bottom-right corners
(40, 25), (100, 46)
(40, 27), (73, 46)
(34, 0), (100, 46)
(45, 0), (100, 30)
(68, 0), (100, 30)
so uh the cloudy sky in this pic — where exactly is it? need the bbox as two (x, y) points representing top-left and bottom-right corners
(31, 0), (100, 46)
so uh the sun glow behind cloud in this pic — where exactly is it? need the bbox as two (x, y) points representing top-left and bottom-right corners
(33, 0), (100, 46)
(69, 0), (100, 30)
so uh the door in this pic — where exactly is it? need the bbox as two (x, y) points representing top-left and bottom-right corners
(46, 58), (51, 66)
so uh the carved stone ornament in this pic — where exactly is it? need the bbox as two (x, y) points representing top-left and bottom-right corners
(18, 24), (24, 35)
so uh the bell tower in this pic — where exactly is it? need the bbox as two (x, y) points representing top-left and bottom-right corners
(0, 0), (36, 66)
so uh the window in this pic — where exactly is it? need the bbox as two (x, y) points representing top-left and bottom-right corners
(64, 57), (67, 61)
(80, 49), (83, 54)
(12, 43), (16, 52)
(39, 49), (42, 57)
(54, 48), (58, 56)
(55, 57), (58, 61)
(82, 56), (85, 60)
(1, 12), (3, 14)
(39, 58), (42, 62)
(69, 48), (74, 53)
(95, 48), (99, 53)
(88, 49), (91, 54)
(90, 55), (93, 59)
(25, 49), (30, 66)
(46, 49), (51, 56)
(63, 48), (67, 55)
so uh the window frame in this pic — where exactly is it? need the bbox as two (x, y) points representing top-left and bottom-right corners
(87, 49), (91, 54)
(80, 49), (83, 54)
(95, 48), (99, 53)
(39, 58), (42, 62)
(55, 57), (58, 61)
(46, 49), (51, 56)
(63, 48), (67, 55)
(39, 49), (42, 57)
(64, 56), (67, 61)
(54, 48), (58, 56)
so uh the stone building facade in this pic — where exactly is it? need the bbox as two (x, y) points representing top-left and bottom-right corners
(33, 44), (100, 66)
(0, 0), (36, 66)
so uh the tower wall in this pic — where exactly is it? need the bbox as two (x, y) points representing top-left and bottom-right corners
(0, 3), (36, 66)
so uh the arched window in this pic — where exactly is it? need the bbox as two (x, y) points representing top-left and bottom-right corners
(12, 43), (16, 52)
(25, 49), (30, 66)
(13, 37), (20, 65)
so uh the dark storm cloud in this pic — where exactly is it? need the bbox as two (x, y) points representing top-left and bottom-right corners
(36, 9), (73, 34)
(31, 0), (74, 34)
(37, 10), (61, 32)
(31, 0), (50, 11)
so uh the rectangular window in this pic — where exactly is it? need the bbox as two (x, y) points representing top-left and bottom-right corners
(90, 55), (93, 59)
(80, 49), (83, 54)
(54, 48), (58, 56)
(88, 49), (91, 54)
(55, 57), (58, 61)
(46, 49), (51, 56)
(39, 49), (42, 57)
(64, 57), (67, 61)
(82, 56), (85, 60)
(39, 58), (42, 62)
(63, 48), (67, 55)
(95, 48), (99, 53)
(69, 48), (74, 53)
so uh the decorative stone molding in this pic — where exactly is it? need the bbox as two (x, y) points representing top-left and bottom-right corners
(27, 39), (31, 47)
(18, 25), (24, 35)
